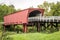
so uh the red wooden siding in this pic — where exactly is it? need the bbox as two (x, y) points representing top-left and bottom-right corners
(4, 10), (28, 25)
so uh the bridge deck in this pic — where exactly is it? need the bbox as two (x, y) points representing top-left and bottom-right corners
(28, 16), (60, 22)
(1, 16), (60, 25)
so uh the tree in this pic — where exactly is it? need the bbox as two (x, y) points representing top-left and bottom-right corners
(38, 1), (50, 16)
(38, 1), (60, 16)
(49, 2), (60, 16)
(0, 4), (16, 22)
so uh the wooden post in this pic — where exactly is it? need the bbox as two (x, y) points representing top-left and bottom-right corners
(51, 22), (53, 28)
(32, 23), (34, 32)
(36, 22), (38, 32)
(50, 22), (54, 32)
(36, 22), (40, 32)
(23, 23), (27, 33)
(43, 22), (46, 30)
(3, 25), (6, 32)
(56, 22), (59, 31)
(38, 22), (40, 32)
(14, 25), (16, 32)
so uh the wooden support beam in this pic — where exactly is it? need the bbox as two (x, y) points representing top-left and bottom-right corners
(14, 25), (16, 32)
(47, 22), (51, 28)
(36, 22), (40, 32)
(23, 23), (27, 33)
(43, 22), (46, 30)
(50, 22), (53, 28)
(3, 25), (6, 32)
(40, 22), (46, 31)
(55, 22), (59, 31)
(38, 22), (40, 32)
(36, 22), (38, 32)
(32, 23), (34, 31)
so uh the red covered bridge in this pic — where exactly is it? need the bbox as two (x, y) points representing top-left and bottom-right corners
(4, 8), (44, 32)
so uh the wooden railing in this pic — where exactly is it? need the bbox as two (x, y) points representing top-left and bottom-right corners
(28, 16), (60, 22)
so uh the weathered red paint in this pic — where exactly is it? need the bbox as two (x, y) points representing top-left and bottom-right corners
(4, 10), (28, 25)
(23, 23), (27, 33)
(4, 8), (44, 25)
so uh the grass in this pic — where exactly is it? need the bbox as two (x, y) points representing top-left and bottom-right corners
(5, 31), (60, 40)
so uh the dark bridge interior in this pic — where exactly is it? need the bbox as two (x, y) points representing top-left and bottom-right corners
(29, 10), (41, 17)
(28, 10), (42, 26)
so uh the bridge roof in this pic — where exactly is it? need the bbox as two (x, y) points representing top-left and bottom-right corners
(4, 8), (44, 16)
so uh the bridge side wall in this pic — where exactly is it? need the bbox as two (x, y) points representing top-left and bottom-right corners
(4, 10), (29, 25)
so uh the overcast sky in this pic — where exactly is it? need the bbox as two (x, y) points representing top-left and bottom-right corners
(0, 0), (60, 9)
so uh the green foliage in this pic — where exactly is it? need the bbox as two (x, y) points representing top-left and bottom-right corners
(3, 37), (13, 40)
(15, 25), (23, 33)
(38, 1), (60, 16)
(4, 25), (23, 33)
(38, 1), (50, 16)
(50, 2), (60, 16)
(28, 26), (37, 32)
(3, 31), (60, 40)
(2, 31), (17, 40)
(0, 4), (16, 22)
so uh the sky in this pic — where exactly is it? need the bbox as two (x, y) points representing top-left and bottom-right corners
(0, 0), (60, 9)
